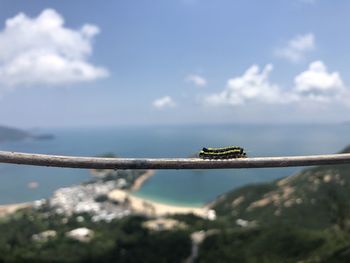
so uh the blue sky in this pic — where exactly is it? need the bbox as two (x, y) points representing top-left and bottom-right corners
(0, 0), (349, 127)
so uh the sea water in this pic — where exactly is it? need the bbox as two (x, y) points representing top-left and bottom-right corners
(0, 123), (349, 206)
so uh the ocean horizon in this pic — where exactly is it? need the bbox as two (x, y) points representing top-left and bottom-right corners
(0, 123), (349, 206)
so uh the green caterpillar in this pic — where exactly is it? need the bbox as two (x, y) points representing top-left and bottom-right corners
(199, 146), (247, 159)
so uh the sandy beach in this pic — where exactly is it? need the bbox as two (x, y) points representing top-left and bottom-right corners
(0, 202), (32, 218)
(130, 170), (155, 191)
(108, 189), (210, 218)
(109, 169), (213, 219)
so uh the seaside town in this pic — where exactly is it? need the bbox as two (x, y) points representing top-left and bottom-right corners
(49, 179), (132, 222)
(24, 167), (216, 225)
(47, 168), (216, 222)
(18, 167), (216, 253)
(0, 154), (217, 259)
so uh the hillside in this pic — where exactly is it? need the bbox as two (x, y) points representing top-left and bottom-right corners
(196, 145), (350, 262)
(211, 145), (350, 229)
(0, 125), (31, 142)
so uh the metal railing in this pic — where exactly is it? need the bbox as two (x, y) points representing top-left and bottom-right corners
(0, 151), (349, 169)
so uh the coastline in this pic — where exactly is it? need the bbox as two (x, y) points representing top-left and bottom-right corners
(108, 189), (210, 218)
(130, 170), (155, 191)
(108, 169), (213, 218)
(0, 169), (213, 220)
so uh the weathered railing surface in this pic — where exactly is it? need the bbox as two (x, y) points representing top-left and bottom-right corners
(0, 151), (350, 169)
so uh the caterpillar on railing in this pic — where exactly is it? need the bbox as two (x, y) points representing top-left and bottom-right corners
(202, 146), (243, 153)
(199, 146), (247, 159)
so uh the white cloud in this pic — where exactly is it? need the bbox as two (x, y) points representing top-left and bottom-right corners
(204, 61), (348, 108)
(0, 9), (108, 88)
(153, 96), (176, 109)
(186, 74), (207, 87)
(293, 61), (345, 101)
(275, 33), (315, 63)
(205, 64), (285, 106)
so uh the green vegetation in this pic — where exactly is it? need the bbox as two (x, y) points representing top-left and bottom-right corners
(197, 226), (325, 263)
(212, 145), (350, 229)
(196, 145), (350, 262)
(196, 224), (350, 263)
(0, 209), (191, 262)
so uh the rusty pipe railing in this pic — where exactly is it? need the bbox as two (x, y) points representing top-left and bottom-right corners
(0, 151), (349, 169)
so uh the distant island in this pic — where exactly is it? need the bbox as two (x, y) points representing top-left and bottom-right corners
(0, 125), (54, 142)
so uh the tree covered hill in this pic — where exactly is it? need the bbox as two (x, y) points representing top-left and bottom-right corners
(196, 145), (350, 262)
(211, 145), (350, 230)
